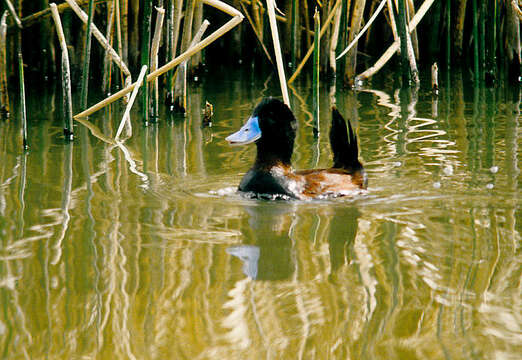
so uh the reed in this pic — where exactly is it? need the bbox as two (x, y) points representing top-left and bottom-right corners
(471, 0), (479, 83)
(140, 0), (152, 123)
(290, 0), (299, 69)
(80, 0), (95, 110)
(312, 8), (319, 136)
(50, 3), (74, 140)
(0, 11), (9, 118)
(446, 0), (450, 69)
(4, 0), (22, 29)
(266, 0), (290, 106)
(396, 0), (411, 84)
(102, 0), (115, 93)
(173, 0), (195, 111)
(74, 0), (243, 119)
(150, 6), (165, 119)
(18, 53), (27, 149)
(115, 65), (147, 141)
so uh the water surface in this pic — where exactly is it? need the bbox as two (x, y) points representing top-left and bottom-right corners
(0, 69), (520, 359)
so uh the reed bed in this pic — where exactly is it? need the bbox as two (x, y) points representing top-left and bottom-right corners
(0, 0), (518, 144)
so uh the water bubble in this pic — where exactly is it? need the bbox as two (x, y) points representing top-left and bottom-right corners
(433, 182), (441, 189)
(490, 166), (499, 174)
(486, 183), (494, 189)
(393, 161), (402, 167)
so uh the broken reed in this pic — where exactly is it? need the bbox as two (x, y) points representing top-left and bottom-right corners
(50, 3), (74, 140)
(0, 11), (9, 117)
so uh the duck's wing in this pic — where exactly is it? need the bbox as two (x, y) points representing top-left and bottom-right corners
(330, 107), (363, 171)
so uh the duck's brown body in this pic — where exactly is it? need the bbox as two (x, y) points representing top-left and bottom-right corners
(227, 98), (366, 200)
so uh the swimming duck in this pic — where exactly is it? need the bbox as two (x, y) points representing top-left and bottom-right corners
(226, 98), (366, 199)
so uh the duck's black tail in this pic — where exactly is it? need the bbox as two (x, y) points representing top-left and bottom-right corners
(330, 107), (363, 171)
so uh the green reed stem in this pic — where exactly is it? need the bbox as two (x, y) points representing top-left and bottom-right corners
(18, 53), (27, 149)
(396, 0), (410, 84)
(140, 0), (152, 124)
(479, 0), (485, 82)
(290, 0), (298, 70)
(471, 0), (479, 83)
(80, 0), (95, 110)
(446, 0), (450, 69)
(313, 8), (320, 135)
(0, 11), (9, 118)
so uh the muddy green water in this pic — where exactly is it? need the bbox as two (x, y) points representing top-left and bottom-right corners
(0, 69), (520, 359)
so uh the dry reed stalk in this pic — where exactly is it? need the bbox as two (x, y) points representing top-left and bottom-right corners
(20, 0), (107, 28)
(431, 62), (438, 93)
(336, 0), (387, 60)
(312, 8), (320, 133)
(74, 0), (243, 119)
(50, 3), (74, 140)
(151, 6), (165, 118)
(301, 0), (312, 49)
(454, 0), (467, 58)
(102, 0), (116, 93)
(64, 0), (131, 79)
(192, 0), (204, 69)
(114, 0), (124, 83)
(386, 0), (398, 42)
(251, 0), (262, 39)
(357, 0), (434, 81)
(239, 1), (274, 65)
(329, 3), (342, 74)
(406, 0), (419, 58)
(4, 0), (22, 28)
(120, 0), (128, 63)
(288, 0), (342, 84)
(0, 11), (9, 117)
(115, 65), (147, 141)
(173, 0), (195, 110)
(266, 0), (290, 106)
(344, 0), (367, 83)
(174, 19), (210, 113)
(514, 0), (522, 20)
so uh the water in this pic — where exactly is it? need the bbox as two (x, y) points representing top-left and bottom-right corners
(0, 69), (520, 359)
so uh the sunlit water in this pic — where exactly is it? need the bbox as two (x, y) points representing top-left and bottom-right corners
(0, 68), (520, 359)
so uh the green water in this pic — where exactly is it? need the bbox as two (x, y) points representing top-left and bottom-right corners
(0, 70), (520, 359)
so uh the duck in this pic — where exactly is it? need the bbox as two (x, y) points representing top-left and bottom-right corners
(226, 97), (367, 200)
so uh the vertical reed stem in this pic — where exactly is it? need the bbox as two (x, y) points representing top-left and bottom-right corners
(479, 0), (485, 82)
(313, 8), (320, 135)
(80, 0), (95, 110)
(471, 0), (479, 83)
(50, 3), (74, 140)
(140, 0), (152, 123)
(150, 6), (165, 119)
(18, 53), (27, 149)
(0, 11), (9, 118)
(266, 0), (290, 106)
(102, 0), (115, 94)
(290, 0), (299, 69)
(396, 0), (411, 84)
(446, 0), (450, 69)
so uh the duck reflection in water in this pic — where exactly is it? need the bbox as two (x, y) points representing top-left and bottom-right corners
(227, 203), (360, 280)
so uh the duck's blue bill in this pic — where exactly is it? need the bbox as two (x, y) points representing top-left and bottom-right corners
(226, 116), (262, 146)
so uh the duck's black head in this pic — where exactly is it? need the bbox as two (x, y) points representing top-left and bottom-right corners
(226, 98), (297, 167)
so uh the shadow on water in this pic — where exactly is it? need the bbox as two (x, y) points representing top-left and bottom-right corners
(0, 68), (520, 359)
